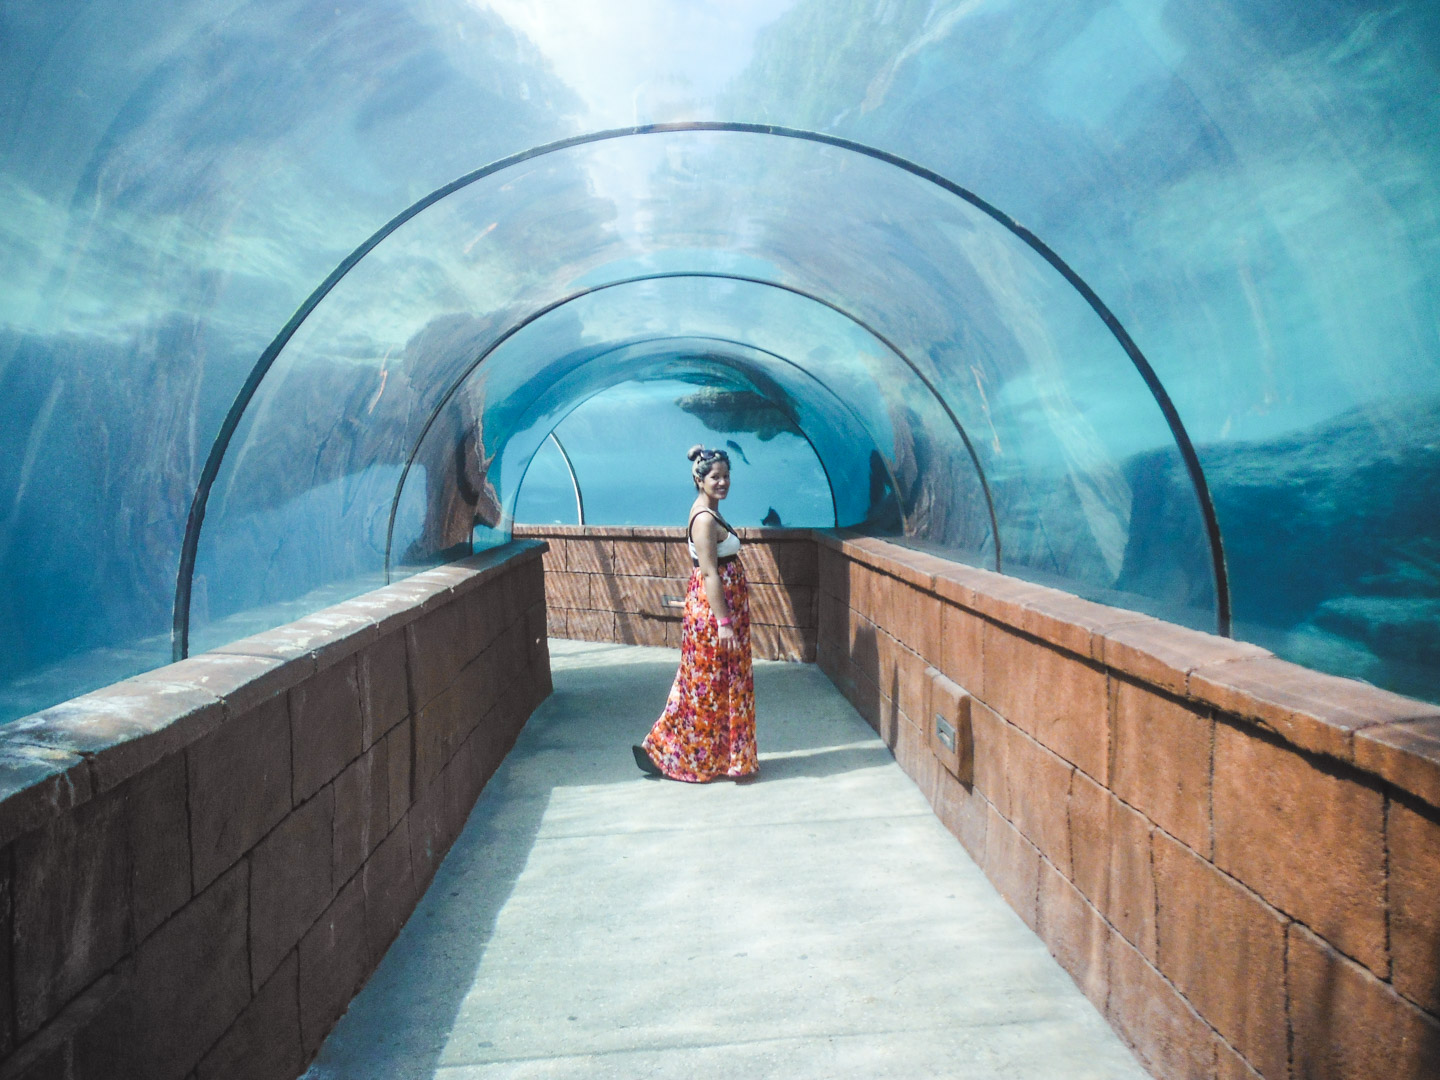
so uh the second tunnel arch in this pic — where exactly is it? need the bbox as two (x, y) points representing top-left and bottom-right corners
(382, 274), (998, 582)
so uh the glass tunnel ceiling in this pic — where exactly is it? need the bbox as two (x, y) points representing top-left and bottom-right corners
(2, 0), (1438, 721)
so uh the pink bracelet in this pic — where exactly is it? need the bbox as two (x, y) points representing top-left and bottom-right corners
(717, 616), (732, 627)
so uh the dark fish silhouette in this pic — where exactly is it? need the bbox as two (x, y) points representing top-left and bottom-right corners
(725, 439), (750, 464)
(762, 507), (783, 527)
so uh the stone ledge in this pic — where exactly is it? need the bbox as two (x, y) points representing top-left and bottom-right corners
(820, 531), (1440, 813)
(514, 525), (813, 542)
(0, 541), (547, 846)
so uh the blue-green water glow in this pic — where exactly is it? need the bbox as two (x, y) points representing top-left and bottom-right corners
(1, 0), (1437, 719)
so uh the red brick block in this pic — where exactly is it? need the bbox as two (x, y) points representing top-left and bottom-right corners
(982, 623), (1109, 783)
(1016, 591), (1150, 663)
(1111, 678), (1213, 855)
(1355, 718), (1440, 813)
(938, 602), (984, 699)
(960, 573), (1054, 632)
(751, 623), (814, 662)
(1213, 721), (1387, 974)
(1067, 769), (1111, 912)
(1389, 799), (1440, 1013)
(615, 611), (668, 646)
(13, 786), (130, 1038)
(817, 547), (847, 601)
(539, 538), (565, 574)
(413, 679), (464, 792)
(139, 650), (301, 724)
(356, 631), (408, 749)
(890, 711), (926, 778)
(1104, 620), (1269, 699)
(546, 571), (592, 610)
(1152, 830), (1288, 1078)
(127, 862), (251, 1080)
(11, 675), (224, 797)
(895, 585), (943, 667)
(0, 741), (94, 854)
(458, 582), (503, 656)
(444, 740), (483, 841)
(744, 541), (818, 586)
(125, 752), (192, 942)
(1108, 796), (1158, 962)
(187, 694), (292, 892)
(299, 875), (370, 1056)
(249, 787), (335, 990)
(566, 608), (614, 642)
(408, 777), (446, 891)
(847, 560), (876, 621)
(1289, 921), (1440, 1080)
(930, 768), (988, 862)
(0, 856), (10, 1056)
(1004, 726), (1074, 877)
(1069, 776), (1158, 961)
(500, 568), (526, 630)
(1214, 1039), (1265, 1080)
(969, 699), (1013, 818)
(566, 537), (615, 576)
(385, 716), (412, 829)
(1037, 859), (1108, 1011)
(982, 803), (1040, 930)
(363, 818), (417, 959)
(891, 645), (931, 728)
(749, 583), (811, 628)
(15, 966), (127, 1080)
(1107, 933), (1219, 1080)
(546, 605), (568, 638)
(195, 951), (303, 1080)
(817, 590), (847, 636)
(290, 656), (364, 804)
(613, 539), (676, 578)
(404, 603), (468, 711)
(333, 739), (389, 886)
(462, 645), (502, 722)
(1193, 655), (1435, 766)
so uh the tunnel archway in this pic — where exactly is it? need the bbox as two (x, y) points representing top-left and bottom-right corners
(176, 123), (1230, 660)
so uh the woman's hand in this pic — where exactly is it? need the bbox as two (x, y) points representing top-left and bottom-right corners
(717, 621), (737, 649)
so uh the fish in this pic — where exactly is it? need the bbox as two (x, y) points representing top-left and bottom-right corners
(725, 439), (750, 465)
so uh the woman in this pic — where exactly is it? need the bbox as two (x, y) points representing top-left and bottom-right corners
(633, 445), (758, 781)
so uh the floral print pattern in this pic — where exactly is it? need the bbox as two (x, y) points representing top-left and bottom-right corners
(642, 558), (757, 782)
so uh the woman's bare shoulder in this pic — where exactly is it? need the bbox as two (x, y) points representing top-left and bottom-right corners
(688, 503), (721, 540)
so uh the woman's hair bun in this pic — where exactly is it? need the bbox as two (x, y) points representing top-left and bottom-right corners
(687, 444), (706, 461)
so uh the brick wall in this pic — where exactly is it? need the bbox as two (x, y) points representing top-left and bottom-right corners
(514, 525), (817, 661)
(0, 541), (550, 1080)
(814, 531), (1440, 1080)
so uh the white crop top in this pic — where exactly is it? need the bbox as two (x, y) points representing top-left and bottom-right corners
(688, 509), (742, 563)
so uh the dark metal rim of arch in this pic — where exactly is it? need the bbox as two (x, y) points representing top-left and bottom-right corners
(382, 273), (991, 580)
(172, 120), (1231, 659)
(546, 432), (585, 526)
(500, 331), (898, 534)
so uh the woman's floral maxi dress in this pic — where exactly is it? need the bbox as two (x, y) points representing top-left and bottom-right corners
(642, 556), (758, 781)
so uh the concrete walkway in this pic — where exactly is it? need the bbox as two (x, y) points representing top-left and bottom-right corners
(303, 641), (1150, 1079)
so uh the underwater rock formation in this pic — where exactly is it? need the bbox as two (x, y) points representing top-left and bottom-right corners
(1120, 395), (1440, 700)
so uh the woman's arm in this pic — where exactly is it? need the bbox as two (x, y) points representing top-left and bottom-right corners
(692, 513), (737, 648)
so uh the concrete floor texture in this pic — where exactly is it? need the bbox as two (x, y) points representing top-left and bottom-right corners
(303, 640), (1151, 1079)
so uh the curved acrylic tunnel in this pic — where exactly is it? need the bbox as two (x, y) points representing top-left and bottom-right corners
(3, 1), (1439, 717)
(184, 129), (1219, 658)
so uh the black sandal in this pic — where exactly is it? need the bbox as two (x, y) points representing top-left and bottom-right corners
(632, 745), (664, 777)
